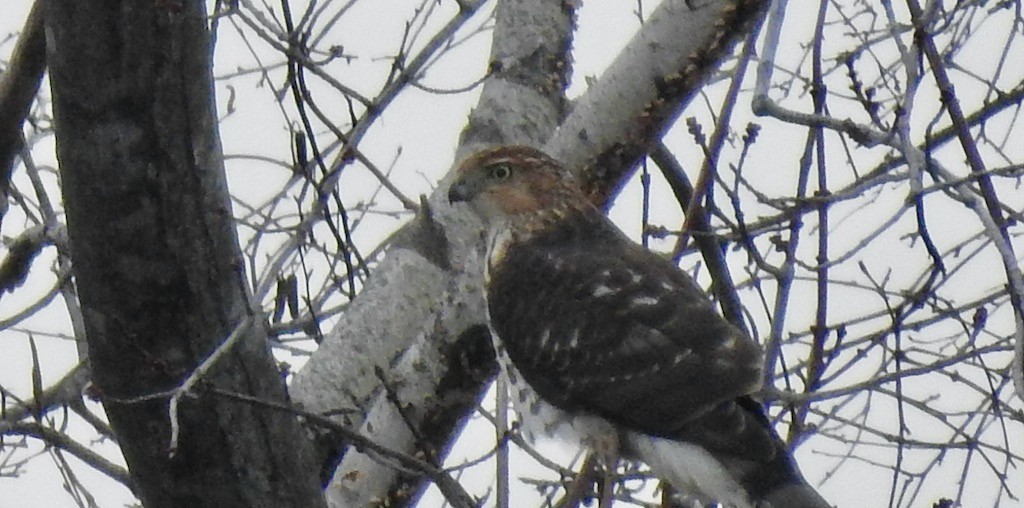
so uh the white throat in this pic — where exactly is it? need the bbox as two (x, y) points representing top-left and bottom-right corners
(483, 225), (514, 287)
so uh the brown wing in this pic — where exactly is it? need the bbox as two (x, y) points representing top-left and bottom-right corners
(487, 212), (770, 457)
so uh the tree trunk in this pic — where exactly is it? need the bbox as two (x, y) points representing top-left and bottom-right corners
(46, 1), (324, 506)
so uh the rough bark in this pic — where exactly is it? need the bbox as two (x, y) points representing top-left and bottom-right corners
(46, 1), (324, 506)
(289, 0), (767, 505)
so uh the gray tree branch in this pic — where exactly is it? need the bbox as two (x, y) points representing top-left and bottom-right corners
(0, 0), (46, 228)
(290, 0), (767, 505)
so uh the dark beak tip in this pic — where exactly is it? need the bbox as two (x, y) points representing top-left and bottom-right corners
(448, 183), (468, 204)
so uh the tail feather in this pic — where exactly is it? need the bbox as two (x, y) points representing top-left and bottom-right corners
(626, 431), (831, 508)
(628, 432), (755, 508)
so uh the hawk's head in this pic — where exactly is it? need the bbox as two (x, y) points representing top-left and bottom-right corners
(448, 146), (588, 226)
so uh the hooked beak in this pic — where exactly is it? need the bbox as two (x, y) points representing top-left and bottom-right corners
(448, 180), (473, 204)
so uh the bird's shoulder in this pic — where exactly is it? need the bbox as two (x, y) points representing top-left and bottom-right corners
(484, 211), (764, 438)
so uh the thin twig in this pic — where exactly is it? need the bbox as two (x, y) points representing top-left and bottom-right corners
(167, 317), (255, 457)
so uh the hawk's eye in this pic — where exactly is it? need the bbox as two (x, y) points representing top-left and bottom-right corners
(490, 164), (513, 180)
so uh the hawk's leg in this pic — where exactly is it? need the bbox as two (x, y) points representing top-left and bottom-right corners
(591, 432), (620, 508)
(554, 448), (619, 508)
(555, 454), (599, 508)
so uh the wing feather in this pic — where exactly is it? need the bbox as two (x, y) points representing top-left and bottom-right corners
(487, 213), (769, 458)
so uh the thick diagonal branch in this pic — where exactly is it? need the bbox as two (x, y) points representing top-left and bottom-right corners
(0, 0), (46, 227)
(291, 1), (767, 505)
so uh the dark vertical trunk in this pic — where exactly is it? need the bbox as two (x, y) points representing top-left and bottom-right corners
(45, 0), (324, 506)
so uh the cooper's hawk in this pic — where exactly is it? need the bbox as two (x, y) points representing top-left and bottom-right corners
(448, 145), (830, 508)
